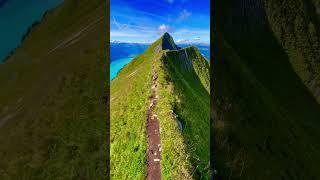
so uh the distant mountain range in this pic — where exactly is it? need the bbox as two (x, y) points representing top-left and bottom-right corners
(110, 42), (149, 62)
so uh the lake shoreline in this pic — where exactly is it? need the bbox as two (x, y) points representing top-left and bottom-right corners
(110, 57), (134, 80)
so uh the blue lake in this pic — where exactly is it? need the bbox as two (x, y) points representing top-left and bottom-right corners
(110, 57), (134, 80)
(0, 0), (63, 62)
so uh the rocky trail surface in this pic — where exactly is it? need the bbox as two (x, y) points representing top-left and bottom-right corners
(146, 59), (162, 180)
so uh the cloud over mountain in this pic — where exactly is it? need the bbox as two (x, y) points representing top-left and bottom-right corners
(158, 24), (170, 33)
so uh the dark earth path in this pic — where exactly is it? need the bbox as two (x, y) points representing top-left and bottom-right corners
(146, 62), (162, 180)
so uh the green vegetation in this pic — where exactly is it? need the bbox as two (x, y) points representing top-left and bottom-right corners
(154, 55), (192, 179)
(265, 0), (320, 103)
(110, 40), (154, 179)
(0, 0), (107, 179)
(159, 47), (210, 179)
(110, 33), (210, 179)
(212, 0), (320, 179)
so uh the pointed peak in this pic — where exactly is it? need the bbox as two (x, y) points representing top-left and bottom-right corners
(163, 32), (170, 35)
(159, 32), (178, 50)
(162, 32), (172, 38)
(148, 33), (180, 53)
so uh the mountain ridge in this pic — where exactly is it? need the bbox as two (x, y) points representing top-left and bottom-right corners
(0, 0), (108, 179)
(111, 32), (210, 179)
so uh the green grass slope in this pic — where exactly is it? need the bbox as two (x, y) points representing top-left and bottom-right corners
(110, 37), (155, 179)
(212, 0), (320, 179)
(0, 0), (108, 179)
(265, 0), (320, 103)
(159, 47), (210, 179)
(110, 33), (210, 179)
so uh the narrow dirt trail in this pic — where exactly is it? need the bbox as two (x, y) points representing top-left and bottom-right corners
(146, 61), (162, 180)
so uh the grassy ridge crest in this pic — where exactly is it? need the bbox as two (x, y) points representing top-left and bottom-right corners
(111, 33), (210, 179)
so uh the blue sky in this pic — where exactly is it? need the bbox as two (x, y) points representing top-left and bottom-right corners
(110, 0), (210, 44)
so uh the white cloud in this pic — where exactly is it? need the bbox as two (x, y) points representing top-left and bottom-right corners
(112, 16), (130, 31)
(177, 39), (188, 43)
(111, 31), (144, 37)
(158, 24), (170, 33)
(178, 9), (191, 21)
(174, 29), (210, 36)
(176, 37), (209, 44)
(111, 39), (150, 44)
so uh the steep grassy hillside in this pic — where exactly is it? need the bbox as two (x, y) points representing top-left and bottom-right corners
(212, 0), (320, 179)
(158, 46), (210, 179)
(0, 0), (108, 179)
(265, 0), (320, 103)
(110, 33), (210, 179)
(110, 36), (155, 179)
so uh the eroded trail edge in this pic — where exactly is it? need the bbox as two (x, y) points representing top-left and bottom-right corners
(146, 62), (162, 180)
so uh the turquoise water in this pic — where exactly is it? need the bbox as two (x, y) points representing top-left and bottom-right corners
(110, 57), (134, 80)
(0, 0), (63, 62)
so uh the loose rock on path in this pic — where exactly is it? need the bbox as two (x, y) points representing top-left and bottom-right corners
(146, 62), (162, 180)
